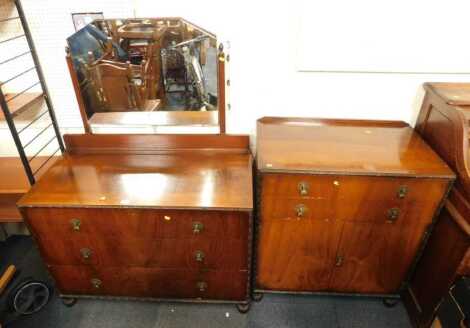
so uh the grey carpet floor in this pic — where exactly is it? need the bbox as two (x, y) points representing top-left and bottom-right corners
(1, 236), (412, 328)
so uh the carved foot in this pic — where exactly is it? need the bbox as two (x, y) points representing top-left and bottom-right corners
(61, 297), (77, 307)
(252, 292), (264, 302)
(236, 302), (251, 314)
(382, 298), (400, 308)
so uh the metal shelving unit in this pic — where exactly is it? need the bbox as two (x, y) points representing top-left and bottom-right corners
(0, 0), (64, 185)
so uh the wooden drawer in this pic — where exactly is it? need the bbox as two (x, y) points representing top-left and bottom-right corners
(35, 235), (248, 270)
(24, 208), (249, 240)
(24, 207), (156, 238)
(49, 265), (248, 301)
(261, 174), (449, 204)
(261, 195), (442, 223)
(25, 207), (250, 268)
(150, 238), (248, 270)
(261, 175), (448, 223)
(153, 210), (249, 239)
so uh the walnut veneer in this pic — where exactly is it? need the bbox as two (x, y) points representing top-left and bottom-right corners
(17, 134), (253, 311)
(255, 117), (454, 296)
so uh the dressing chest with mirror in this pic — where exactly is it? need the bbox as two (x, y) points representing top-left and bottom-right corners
(254, 117), (455, 300)
(17, 18), (255, 313)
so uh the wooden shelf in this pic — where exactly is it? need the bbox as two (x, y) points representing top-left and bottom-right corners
(0, 156), (59, 222)
(0, 92), (43, 119)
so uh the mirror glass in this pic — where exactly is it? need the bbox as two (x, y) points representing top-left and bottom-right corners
(66, 18), (219, 129)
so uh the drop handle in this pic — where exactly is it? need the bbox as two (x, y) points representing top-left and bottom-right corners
(193, 222), (204, 234)
(70, 219), (81, 231)
(295, 204), (308, 218)
(298, 182), (309, 196)
(91, 278), (102, 289)
(197, 281), (207, 292)
(80, 248), (92, 260)
(335, 256), (344, 267)
(194, 250), (205, 262)
(387, 208), (400, 222)
(397, 185), (408, 199)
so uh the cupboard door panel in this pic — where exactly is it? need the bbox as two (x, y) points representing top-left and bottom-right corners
(330, 220), (429, 294)
(256, 217), (343, 291)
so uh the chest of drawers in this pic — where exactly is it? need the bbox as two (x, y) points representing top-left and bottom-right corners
(18, 134), (253, 312)
(254, 117), (455, 296)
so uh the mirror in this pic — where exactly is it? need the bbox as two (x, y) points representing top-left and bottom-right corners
(66, 18), (221, 130)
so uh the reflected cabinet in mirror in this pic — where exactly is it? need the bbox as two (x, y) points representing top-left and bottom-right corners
(66, 17), (223, 131)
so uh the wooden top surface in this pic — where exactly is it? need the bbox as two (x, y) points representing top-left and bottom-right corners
(0, 156), (58, 194)
(256, 117), (454, 178)
(0, 157), (31, 194)
(2, 92), (43, 119)
(89, 111), (218, 127)
(424, 82), (470, 106)
(18, 152), (253, 210)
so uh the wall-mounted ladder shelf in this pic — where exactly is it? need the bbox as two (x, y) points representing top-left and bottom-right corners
(0, 0), (64, 222)
(0, 0), (64, 185)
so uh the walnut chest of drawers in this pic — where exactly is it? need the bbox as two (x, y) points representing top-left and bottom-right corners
(254, 117), (455, 296)
(17, 134), (253, 312)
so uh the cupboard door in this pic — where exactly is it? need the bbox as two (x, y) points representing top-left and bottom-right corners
(256, 217), (343, 292)
(329, 220), (429, 294)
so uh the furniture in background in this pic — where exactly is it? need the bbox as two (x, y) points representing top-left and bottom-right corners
(17, 134), (254, 313)
(431, 277), (469, 328)
(403, 83), (470, 327)
(253, 117), (454, 300)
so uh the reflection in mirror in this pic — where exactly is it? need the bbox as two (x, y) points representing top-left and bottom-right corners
(66, 18), (219, 129)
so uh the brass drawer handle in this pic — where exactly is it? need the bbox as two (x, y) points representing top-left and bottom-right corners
(91, 278), (102, 289)
(193, 222), (204, 234)
(397, 185), (408, 199)
(70, 219), (81, 231)
(387, 208), (400, 222)
(80, 248), (92, 260)
(197, 281), (207, 292)
(298, 182), (309, 196)
(335, 255), (344, 267)
(194, 250), (205, 262)
(295, 204), (308, 218)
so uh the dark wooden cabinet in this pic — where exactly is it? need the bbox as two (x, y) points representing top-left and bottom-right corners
(255, 117), (454, 296)
(402, 83), (470, 327)
(18, 134), (253, 312)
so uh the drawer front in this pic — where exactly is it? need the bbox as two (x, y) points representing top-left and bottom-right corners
(150, 238), (248, 270)
(25, 208), (250, 271)
(153, 210), (248, 239)
(24, 207), (156, 238)
(25, 208), (249, 240)
(261, 175), (449, 223)
(50, 265), (248, 301)
(262, 174), (448, 204)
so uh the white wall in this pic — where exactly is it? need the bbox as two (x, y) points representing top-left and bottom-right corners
(2, 0), (470, 156)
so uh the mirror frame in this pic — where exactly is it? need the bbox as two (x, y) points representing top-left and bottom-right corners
(65, 17), (226, 134)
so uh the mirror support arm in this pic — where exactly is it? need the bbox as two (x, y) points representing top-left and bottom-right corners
(217, 45), (226, 134)
(66, 47), (92, 134)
